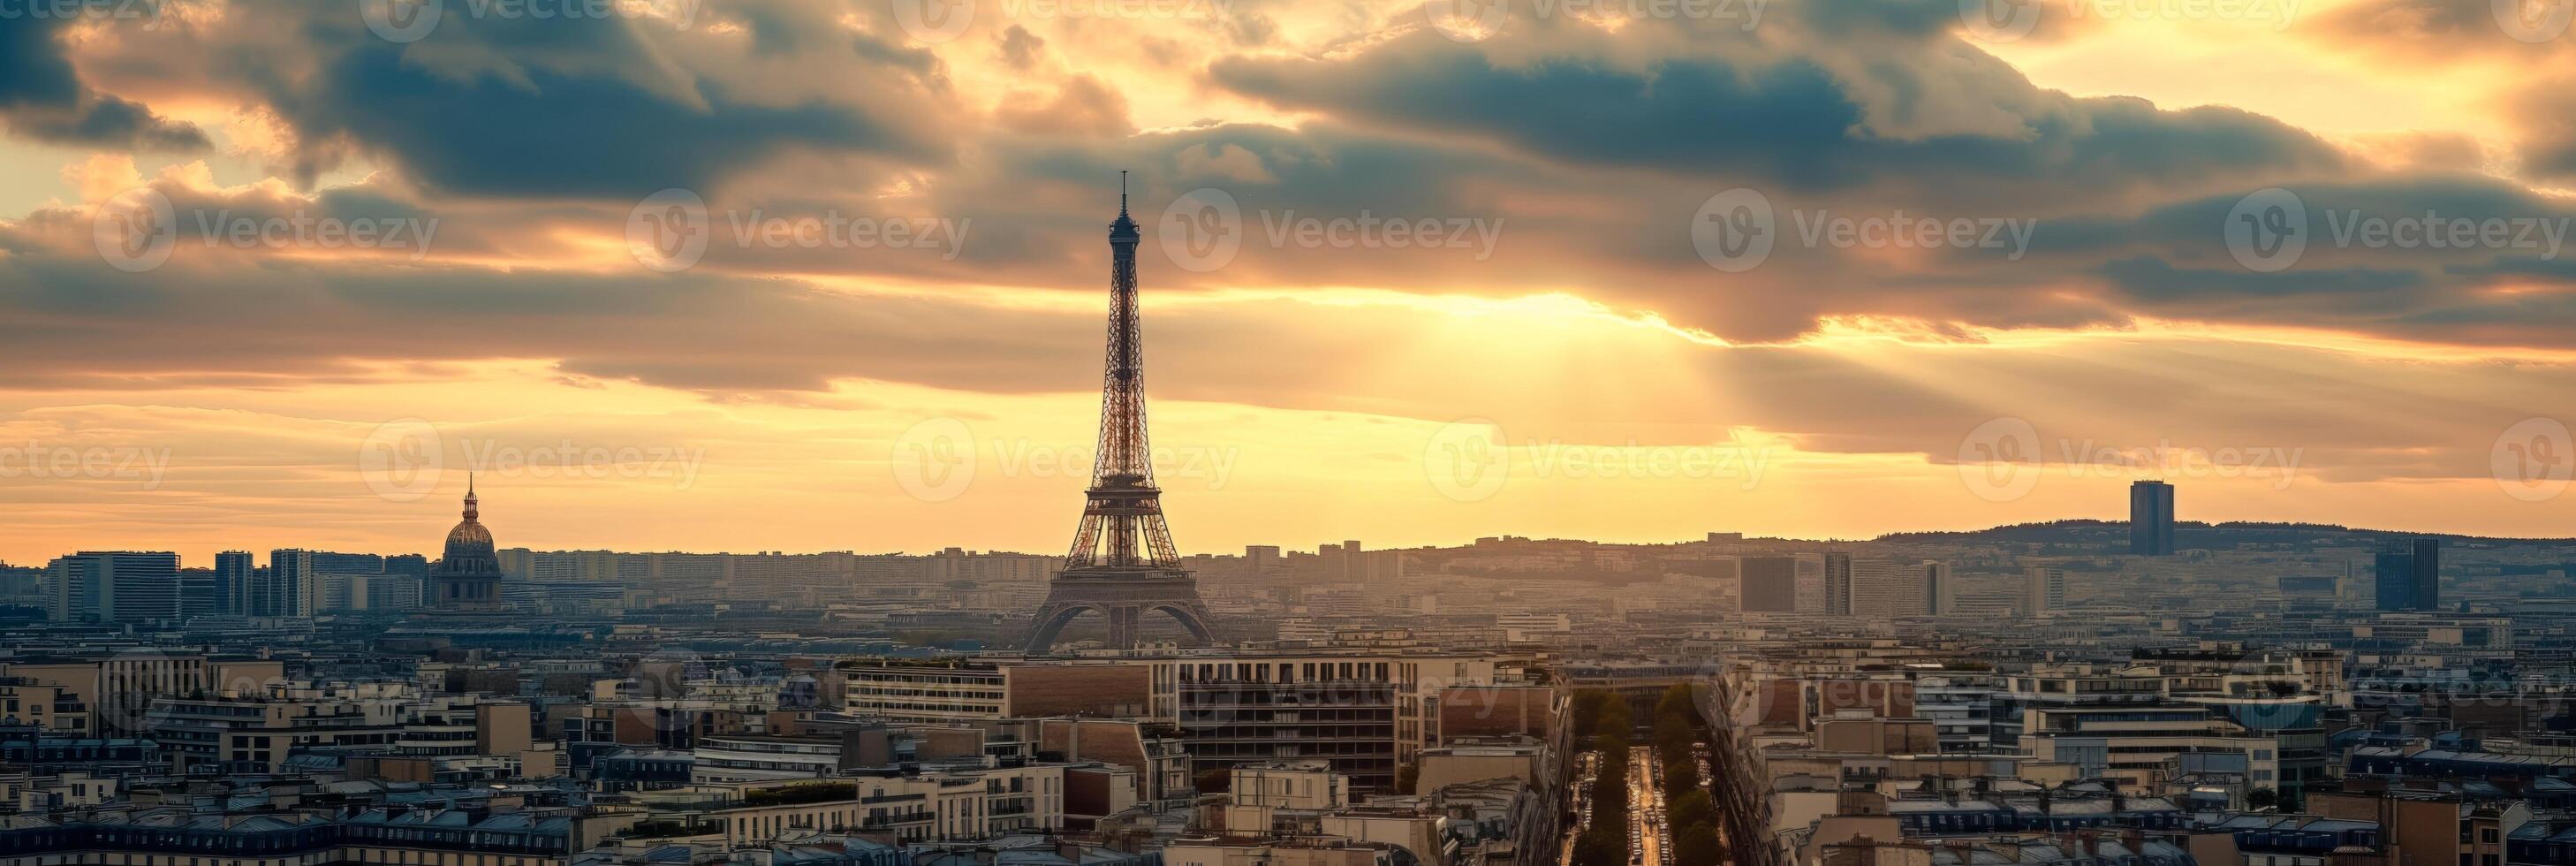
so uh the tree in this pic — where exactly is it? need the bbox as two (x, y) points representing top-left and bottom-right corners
(1655, 713), (1698, 757)
(1656, 683), (1697, 722)
(1591, 759), (1629, 818)
(1572, 690), (1613, 740)
(1598, 697), (1634, 739)
(1663, 757), (1699, 801)
(1595, 732), (1632, 763)
(1670, 790), (1717, 832)
(1673, 821), (1727, 866)
(1396, 764), (1420, 795)
(1580, 827), (1633, 866)
(2247, 787), (2280, 810)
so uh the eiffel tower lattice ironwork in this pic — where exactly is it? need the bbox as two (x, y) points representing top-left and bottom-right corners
(1026, 174), (1217, 651)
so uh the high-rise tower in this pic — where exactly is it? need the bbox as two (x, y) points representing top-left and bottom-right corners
(2130, 480), (2176, 556)
(1027, 175), (1217, 651)
(2375, 536), (2441, 612)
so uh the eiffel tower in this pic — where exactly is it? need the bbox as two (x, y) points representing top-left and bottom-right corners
(1025, 174), (1218, 652)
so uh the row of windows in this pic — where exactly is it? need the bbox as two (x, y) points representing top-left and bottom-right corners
(1187, 741), (1395, 756)
(0, 827), (566, 858)
(849, 687), (1004, 701)
(1178, 662), (1391, 684)
(846, 673), (1004, 687)
(10, 849), (549, 866)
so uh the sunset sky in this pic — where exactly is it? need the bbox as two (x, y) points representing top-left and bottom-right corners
(2, 0), (2573, 566)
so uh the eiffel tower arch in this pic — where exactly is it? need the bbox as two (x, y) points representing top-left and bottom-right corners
(1027, 574), (1217, 650)
(1026, 174), (1221, 653)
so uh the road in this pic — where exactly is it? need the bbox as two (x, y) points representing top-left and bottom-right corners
(1629, 746), (1671, 866)
(1561, 744), (1692, 866)
(1560, 750), (1596, 866)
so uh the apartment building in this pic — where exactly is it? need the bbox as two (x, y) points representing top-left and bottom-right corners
(845, 650), (1520, 792)
(148, 681), (412, 772)
(0, 653), (285, 735)
(636, 761), (1067, 845)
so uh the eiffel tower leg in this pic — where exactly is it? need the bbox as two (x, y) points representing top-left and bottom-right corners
(1155, 602), (1216, 646)
(1108, 605), (1140, 650)
(1027, 602), (1094, 652)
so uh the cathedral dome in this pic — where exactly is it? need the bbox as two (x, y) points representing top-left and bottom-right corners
(443, 519), (495, 562)
(435, 476), (503, 577)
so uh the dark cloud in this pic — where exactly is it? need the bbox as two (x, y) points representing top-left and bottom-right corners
(1207, 19), (2344, 204)
(54, 0), (965, 196)
(0, 16), (208, 148)
(997, 25), (1046, 70)
(2095, 255), (2428, 300)
(2305, 0), (2563, 59)
(257, 44), (924, 197)
(1798, 0), (1966, 34)
(2510, 80), (2576, 183)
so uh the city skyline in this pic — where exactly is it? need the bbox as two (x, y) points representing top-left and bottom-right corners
(18, 506), (2557, 574)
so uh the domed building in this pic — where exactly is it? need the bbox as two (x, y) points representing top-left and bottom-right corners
(430, 475), (506, 612)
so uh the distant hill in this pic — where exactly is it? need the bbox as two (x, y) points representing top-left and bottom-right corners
(1877, 519), (2576, 548)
